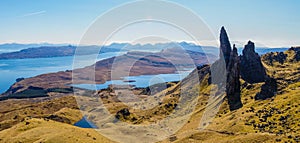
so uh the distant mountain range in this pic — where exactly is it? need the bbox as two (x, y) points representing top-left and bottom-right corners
(0, 43), (68, 54)
(0, 42), (289, 59)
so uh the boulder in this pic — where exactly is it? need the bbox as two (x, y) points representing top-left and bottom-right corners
(115, 108), (131, 120)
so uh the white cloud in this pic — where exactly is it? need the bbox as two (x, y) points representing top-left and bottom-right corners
(22, 10), (46, 17)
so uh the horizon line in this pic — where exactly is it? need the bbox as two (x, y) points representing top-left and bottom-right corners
(0, 41), (294, 49)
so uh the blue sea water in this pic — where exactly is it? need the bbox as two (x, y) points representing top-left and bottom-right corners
(0, 52), (121, 93)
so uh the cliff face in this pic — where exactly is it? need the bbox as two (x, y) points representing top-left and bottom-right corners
(240, 41), (267, 83)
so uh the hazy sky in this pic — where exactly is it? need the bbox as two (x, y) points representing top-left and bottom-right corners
(0, 0), (299, 47)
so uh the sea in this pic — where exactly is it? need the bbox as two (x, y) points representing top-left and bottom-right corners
(0, 52), (121, 93)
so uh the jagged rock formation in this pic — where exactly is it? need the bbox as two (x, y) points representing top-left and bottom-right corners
(216, 27), (243, 111)
(220, 26), (232, 65)
(226, 45), (243, 110)
(215, 27), (275, 109)
(240, 41), (267, 83)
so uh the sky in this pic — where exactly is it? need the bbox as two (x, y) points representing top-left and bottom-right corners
(0, 0), (299, 47)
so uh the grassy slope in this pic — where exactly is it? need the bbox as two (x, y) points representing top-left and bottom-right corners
(0, 118), (114, 143)
(0, 95), (81, 131)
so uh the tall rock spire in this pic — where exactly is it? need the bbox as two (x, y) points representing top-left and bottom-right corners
(212, 27), (243, 111)
(220, 26), (232, 65)
(226, 44), (243, 110)
(240, 41), (267, 83)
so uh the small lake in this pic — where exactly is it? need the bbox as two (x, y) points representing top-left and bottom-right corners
(0, 52), (123, 93)
(74, 116), (98, 128)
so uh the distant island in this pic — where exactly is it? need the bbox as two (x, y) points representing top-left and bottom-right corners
(0, 46), (76, 59)
(0, 45), (121, 59)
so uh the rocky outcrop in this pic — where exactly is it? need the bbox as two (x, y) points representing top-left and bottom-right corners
(220, 26), (232, 65)
(215, 27), (277, 109)
(214, 27), (242, 111)
(115, 108), (131, 120)
(255, 78), (277, 100)
(262, 47), (300, 65)
(275, 52), (288, 64)
(240, 41), (267, 83)
(289, 47), (300, 61)
(240, 42), (277, 100)
(263, 52), (287, 65)
(226, 45), (243, 110)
